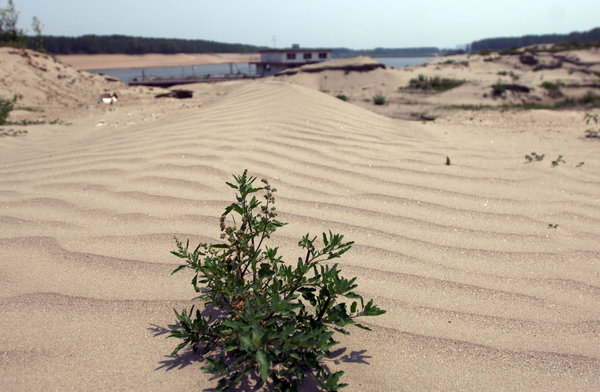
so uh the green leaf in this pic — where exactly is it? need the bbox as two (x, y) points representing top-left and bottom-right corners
(256, 350), (270, 382)
(247, 187), (263, 194)
(211, 243), (230, 249)
(171, 264), (187, 275)
(169, 340), (189, 357)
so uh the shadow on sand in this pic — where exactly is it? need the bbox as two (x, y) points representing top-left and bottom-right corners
(149, 322), (373, 391)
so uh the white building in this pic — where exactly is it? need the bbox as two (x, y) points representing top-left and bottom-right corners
(252, 45), (332, 76)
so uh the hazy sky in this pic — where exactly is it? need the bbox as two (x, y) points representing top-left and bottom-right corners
(11, 0), (600, 49)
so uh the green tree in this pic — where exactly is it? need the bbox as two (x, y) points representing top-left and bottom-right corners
(31, 15), (43, 52)
(0, 0), (24, 46)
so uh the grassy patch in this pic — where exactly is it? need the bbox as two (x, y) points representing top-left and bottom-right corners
(540, 81), (562, 93)
(408, 75), (465, 92)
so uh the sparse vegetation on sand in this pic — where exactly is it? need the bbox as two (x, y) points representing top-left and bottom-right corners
(0, 128), (27, 137)
(335, 93), (348, 101)
(168, 171), (385, 392)
(0, 93), (27, 137)
(0, 93), (70, 133)
(0, 94), (20, 124)
(525, 152), (545, 162)
(585, 112), (600, 138)
(551, 155), (566, 167)
(408, 74), (465, 92)
(540, 81), (562, 94)
(497, 70), (520, 81)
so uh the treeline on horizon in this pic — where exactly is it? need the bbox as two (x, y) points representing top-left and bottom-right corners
(18, 27), (600, 56)
(470, 27), (600, 52)
(28, 34), (440, 57)
(30, 34), (264, 54)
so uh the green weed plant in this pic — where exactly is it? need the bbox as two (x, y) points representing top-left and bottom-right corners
(168, 171), (385, 391)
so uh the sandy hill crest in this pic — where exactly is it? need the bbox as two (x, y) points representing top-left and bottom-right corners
(0, 48), (161, 122)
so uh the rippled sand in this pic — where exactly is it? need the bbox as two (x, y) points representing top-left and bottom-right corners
(1, 49), (600, 391)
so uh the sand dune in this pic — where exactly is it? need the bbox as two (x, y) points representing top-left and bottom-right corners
(1, 48), (600, 391)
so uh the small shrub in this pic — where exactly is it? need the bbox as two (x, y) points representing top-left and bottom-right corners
(491, 80), (507, 97)
(497, 71), (508, 76)
(335, 93), (348, 101)
(584, 112), (600, 138)
(372, 93), (386, 105)
(540, 81), (562, 94)
(0, 94), (21, 125)
(579, 92), (600, 107)
(168, 171), (385, 391)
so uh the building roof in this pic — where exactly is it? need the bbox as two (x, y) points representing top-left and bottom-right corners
(259, 48), (332, 53)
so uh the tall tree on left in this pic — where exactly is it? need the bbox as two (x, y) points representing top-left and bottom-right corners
(0, 0), (24, 46)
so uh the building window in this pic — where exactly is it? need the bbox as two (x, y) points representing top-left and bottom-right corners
(318, 52), (328, 59)
(303, 53), (312, 60)
(286, 53), (296, 60)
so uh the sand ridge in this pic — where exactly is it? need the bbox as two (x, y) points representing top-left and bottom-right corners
(1, 48), (600, 391)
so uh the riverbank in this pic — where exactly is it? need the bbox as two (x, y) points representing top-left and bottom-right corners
(57, 52), (260, 70)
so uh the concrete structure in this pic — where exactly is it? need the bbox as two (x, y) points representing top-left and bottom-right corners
(252, 45), (332, 76)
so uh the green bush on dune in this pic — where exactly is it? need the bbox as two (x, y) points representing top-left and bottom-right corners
(168, 170), (385, 392)
(372, 93), (386, 105)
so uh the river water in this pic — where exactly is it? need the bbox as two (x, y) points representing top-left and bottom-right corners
(88, 57), (431, 84)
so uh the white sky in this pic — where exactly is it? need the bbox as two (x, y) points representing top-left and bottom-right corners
(10, 0), (600, 49)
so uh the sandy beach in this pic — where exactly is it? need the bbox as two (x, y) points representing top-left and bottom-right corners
(57, 52), (260, 70)
(1, 47), (599, 391)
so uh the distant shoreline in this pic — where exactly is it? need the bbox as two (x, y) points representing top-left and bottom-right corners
(57, 53), (260, 70)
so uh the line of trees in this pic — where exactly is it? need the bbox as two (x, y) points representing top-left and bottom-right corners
(1, 0), (43, 51)
(470, 27), (600, 52)
(33, 34), (264, 55)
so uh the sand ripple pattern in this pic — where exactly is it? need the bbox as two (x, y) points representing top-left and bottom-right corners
(1, 80), (599, 391)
